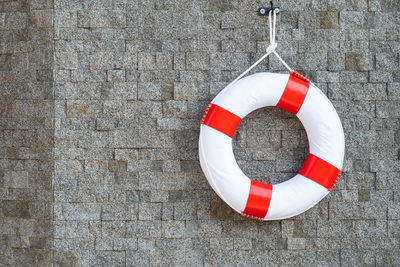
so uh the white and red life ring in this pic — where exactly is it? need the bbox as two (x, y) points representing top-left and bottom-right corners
(199, 71), (345, 221)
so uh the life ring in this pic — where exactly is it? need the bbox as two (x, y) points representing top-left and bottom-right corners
(198, 71), (345, 221)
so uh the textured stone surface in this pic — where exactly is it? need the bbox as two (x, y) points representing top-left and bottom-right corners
(1, 0), (400, 266)
(0, 0), (54, 266)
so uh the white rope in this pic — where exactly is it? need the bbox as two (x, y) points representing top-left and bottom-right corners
(272, 50), (292, 72)
(222, 9), (293, 91)
(268, 8), (277, 53)
(267, 9), (292, 72)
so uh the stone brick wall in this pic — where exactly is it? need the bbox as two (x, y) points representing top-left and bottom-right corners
(1, 0), (400, 266)
(0, 0), (54, 265)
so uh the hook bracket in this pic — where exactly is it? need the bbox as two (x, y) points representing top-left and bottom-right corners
(258, 1), (280, 16)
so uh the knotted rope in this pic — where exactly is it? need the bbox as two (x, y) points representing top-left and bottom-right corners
(222, 9), (294, 90)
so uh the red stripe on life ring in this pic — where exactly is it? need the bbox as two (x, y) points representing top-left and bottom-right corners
(276, 71), (310, 114)
(242, 180), (272, 220)
(201, 103), (241, 138)
(299, 153), (342, 191)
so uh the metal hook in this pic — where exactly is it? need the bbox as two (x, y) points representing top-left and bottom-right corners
(258, 1), (280, 16)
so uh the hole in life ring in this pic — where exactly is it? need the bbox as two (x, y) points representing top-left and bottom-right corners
(232, 106), (309, 185)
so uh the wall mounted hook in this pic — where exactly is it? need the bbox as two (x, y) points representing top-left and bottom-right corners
(258, 1), (280, 16)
